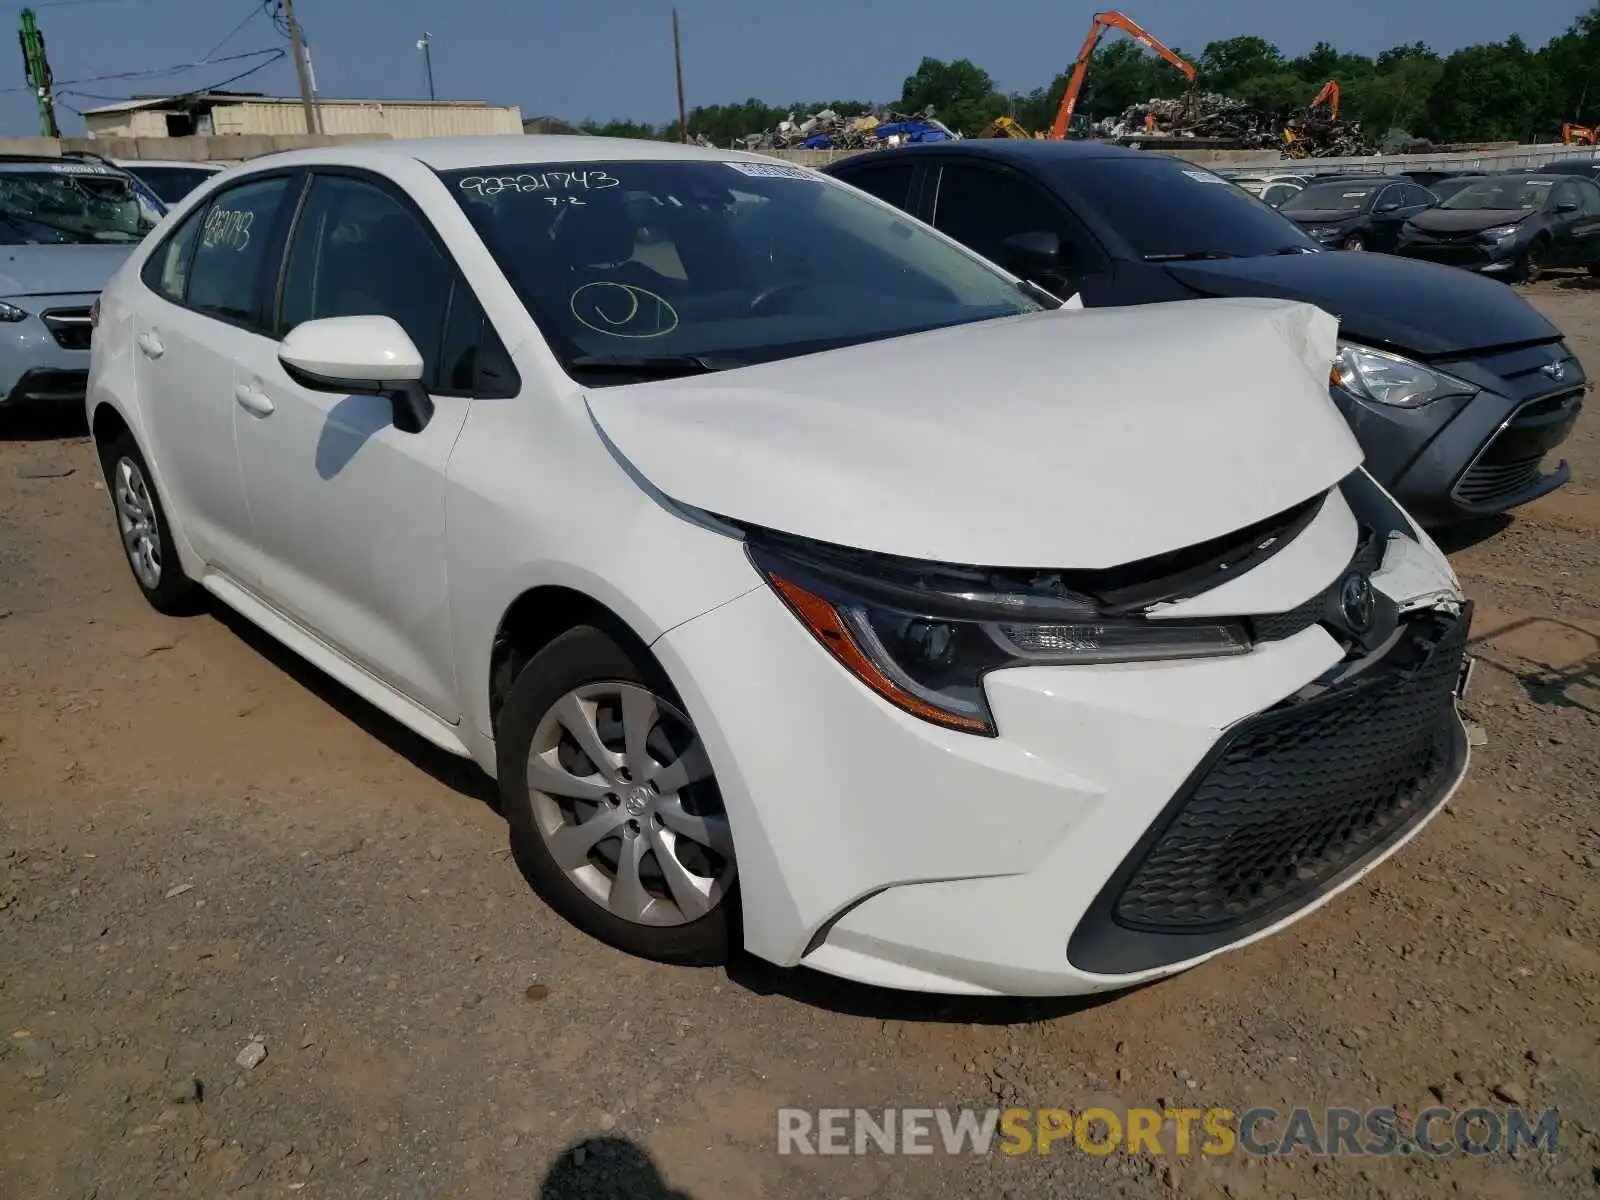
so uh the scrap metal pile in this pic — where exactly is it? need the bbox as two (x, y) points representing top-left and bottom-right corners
(1094, 92), (1372, 157)
(1096, 92), (1277, 146)
(738, 106), (959, 151)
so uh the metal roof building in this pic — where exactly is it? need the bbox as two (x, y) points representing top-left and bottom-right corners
(83, 91), (522, 140)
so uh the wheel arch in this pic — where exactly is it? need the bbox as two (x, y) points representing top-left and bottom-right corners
(487, 584), (661, 737)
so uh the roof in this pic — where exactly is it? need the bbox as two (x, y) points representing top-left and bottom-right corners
(0, 156), (124, 177)
(81, 92), (505, 116)
(114, 159), (227, 171)
(241, 135), (779, 172)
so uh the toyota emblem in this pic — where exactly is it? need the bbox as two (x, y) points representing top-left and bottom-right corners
(1540, 360), (1566, 381)
(1339, 573), (1375, 634)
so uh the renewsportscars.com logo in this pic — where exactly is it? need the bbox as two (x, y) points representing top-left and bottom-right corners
(776, 1106), (1561, 1158)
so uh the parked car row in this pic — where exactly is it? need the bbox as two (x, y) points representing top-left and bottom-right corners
(1265, 159), (1600, 283)
(71, 135), (1576, 999)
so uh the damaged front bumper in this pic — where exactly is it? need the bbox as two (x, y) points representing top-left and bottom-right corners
(658, 471), (1471, 996)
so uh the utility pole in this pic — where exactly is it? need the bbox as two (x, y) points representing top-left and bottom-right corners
(416, 32), (435, 101)
(17, 9), (58, 138)
(672, 8), (687, 143)
(281, 0), (321, 135)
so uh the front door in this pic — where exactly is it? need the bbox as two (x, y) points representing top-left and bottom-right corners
(231, 171), (478, 721)
(132, 174), (295, 578)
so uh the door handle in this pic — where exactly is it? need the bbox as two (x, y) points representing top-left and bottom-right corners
(136, 331), (164, 359)
(234, 383), (275, 416)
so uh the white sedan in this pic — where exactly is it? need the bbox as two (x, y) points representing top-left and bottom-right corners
(86, 136), (1473, 996)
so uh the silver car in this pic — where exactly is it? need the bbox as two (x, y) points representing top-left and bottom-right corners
(0, 156), (161, 407)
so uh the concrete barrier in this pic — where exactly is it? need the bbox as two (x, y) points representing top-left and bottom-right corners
(758, 141), (1600, 176)
(0, 133), (393, 161)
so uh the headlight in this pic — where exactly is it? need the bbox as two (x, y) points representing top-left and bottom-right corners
(1331, 341), (1478, 409)
(0, 301), (29, 322)
(750, 539), (1250, 735)
(1479, 224), (1520, 242)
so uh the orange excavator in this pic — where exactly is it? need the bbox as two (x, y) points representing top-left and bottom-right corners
(1563, 122), (1597, 145)
(1308, 79), (1340, 121)
(1049, 10), (1196, 140)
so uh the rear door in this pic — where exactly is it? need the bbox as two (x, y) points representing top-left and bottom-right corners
(132, 172), (297, 578)
(925, 160), (1110, 297)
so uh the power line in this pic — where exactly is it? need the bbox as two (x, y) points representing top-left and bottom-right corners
(0, 46), (282, 95)
(56, 47), (286, 115)
(198, 2), (266, 63)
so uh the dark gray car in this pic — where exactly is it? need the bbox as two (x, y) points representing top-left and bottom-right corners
(822, 140), (1585, 526)
(1398, 174), (1600, 282)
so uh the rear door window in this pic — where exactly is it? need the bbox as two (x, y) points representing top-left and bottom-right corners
(184, 175), (293, 329)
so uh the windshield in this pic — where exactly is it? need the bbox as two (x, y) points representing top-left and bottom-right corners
(1045, 156), (1317, 260)
(442, 159), (1041, 376)
(1427, 178), (1478, 201)
(0, 166), (158, 244)
(1281, 182), (1378, 215)
(130, 165), (219, 205)
(1440, 178), (1553, 211)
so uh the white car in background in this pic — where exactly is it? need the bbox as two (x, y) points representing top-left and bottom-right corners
(85, 137), (1473, 996)
(113, 158), (226, 206)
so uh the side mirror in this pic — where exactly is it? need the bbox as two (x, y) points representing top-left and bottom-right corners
(999, 230), (1063, 284)
(278, 315), (434, 434)
(1555, 199), (1579, 213)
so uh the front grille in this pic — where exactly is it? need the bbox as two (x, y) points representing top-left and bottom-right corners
(41, 307), (92, 350)
(1111, 608), (1468, 933)
(1450, 388), (1582, 510)
(1453, 455), (1546, 506)
(1247, 528), (1385, 644)
(1407, 244), (1489, 267)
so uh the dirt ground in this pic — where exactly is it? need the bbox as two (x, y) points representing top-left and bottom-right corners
(2, 278), (1598, 1200)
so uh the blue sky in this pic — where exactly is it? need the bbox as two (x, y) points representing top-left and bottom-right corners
(3, 0), (1591, 136)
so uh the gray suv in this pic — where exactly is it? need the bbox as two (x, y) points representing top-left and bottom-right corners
(0, 155), (162, 407)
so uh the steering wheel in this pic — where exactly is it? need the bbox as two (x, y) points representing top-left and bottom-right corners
(747, 281), (807, 316)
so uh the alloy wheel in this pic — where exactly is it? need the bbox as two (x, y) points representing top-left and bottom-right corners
(525, 682), (734, 927)
(113, 456), (162, 590)
(1343, 234), (1366, 251)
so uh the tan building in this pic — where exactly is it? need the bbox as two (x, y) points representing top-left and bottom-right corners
(83, 90), (523, 140)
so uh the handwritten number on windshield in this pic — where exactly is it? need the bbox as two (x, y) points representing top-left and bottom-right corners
(570, 282), (679, 339)
(459, 171), (620, 196)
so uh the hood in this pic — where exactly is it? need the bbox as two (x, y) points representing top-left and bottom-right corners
(584, 299), (1362, 570)
(1165, 250), (1560, 357)
(1407, 208), (1535, 235)
(0, 244), (134, 298)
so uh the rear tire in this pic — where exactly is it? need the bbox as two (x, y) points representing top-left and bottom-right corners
(497, 625), (737, 966)
(1343, 233), (1367, 251)
(96, 431), (203, 616)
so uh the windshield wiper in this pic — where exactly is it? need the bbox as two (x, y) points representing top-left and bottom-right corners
(1142, 250), (1238, 262)
(567, 353), (739, 377)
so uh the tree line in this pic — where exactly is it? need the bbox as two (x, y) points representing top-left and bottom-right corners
(576, 3), (1599, 146)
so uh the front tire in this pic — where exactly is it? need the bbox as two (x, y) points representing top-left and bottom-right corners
(497, 625), (737, 965)
(1518, 239), (1548, 284)
(1343, 233), (1367, 251)
(96, 431), (202, 615)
